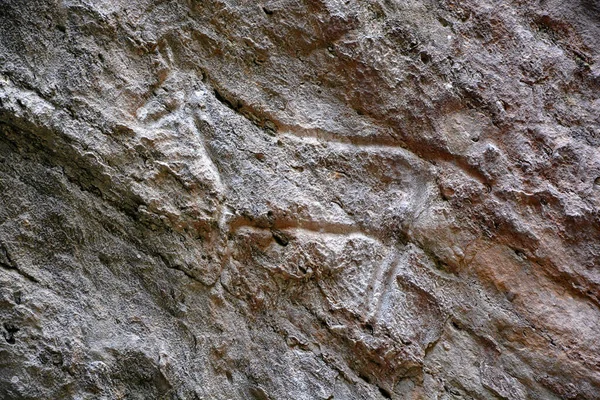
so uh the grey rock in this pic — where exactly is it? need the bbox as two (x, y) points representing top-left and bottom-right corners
(0, 0), (599, 398)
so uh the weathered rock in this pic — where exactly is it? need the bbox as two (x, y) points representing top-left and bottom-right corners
(0, 0), (599, 398)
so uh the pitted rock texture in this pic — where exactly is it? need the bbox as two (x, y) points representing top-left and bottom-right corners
(1, 0), (600, 399)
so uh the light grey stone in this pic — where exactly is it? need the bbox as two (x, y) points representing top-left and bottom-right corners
(1, 0), (599, 398)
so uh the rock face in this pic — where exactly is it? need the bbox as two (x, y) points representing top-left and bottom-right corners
(1, 0), (599, 398)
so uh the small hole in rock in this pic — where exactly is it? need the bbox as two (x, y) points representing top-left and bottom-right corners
(262, 6), (273, 15)
(438, 17), (451, 27)
(514, 249), (526, 259)
(420, 52), (431, 64)
(271, 230), (290, 246)
(3, 323), (19, 344)
(378, 387), (392, 399)
(250, 386), (269, 400)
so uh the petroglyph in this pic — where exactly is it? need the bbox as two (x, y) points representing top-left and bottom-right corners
(3, 1), (600, 398)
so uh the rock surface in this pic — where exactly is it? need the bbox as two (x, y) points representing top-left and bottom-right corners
(1, 0), (600, 398)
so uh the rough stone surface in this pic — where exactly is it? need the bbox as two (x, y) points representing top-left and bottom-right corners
(1, 0), (600, 399)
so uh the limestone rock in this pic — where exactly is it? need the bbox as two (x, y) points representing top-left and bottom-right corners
(1, 0), (599, 398)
